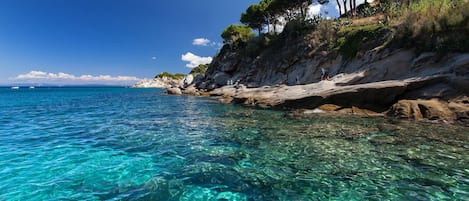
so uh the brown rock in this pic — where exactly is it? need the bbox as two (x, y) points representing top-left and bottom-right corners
(318, 104), (342, 111)
(219, 95), (234, 104)
(387, 99), (455, 122)
(448, 97), (469, 125)
(335, 106), (379, 116)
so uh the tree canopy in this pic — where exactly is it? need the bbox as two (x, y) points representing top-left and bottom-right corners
(221, 24), (255, 44)
(239, 0), (329, 34)
(240, 4), (266, 35)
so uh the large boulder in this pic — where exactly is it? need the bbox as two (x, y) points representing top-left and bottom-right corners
(166, 87), (182, 95)
(181, 85), (199, 95)
(448, 97), (469, 125)
(387, 99), (455, 121)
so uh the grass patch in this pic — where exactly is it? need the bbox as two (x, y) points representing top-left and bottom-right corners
(336, 24), (389, 59)
(386, 0), (469, 53)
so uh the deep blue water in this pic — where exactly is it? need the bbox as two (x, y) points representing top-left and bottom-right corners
(0, 87), (468, 200)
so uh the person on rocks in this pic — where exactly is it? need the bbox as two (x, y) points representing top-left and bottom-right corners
(321, 67), (331, 81)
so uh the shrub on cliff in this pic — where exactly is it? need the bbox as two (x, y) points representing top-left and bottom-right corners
(336, 24), (390, 58)
(189, 64), (208, 75)
(155, 72), (185, 80)
(386, 0), (469, 52)
(221, 24), (255, 48)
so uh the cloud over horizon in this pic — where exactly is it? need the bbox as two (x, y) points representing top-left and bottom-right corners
(181, 52), (212, 68)
(12, 71), (141, 85)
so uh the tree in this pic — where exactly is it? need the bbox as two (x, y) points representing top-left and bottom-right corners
(240, 0), (330, 35)
(221, 24), (255, 44)
(342, 0), (348, 16)
(336, 0), (342, 16)
(241, 4), (266, 35)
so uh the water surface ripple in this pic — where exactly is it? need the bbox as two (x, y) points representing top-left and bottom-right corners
(0, 87), (467, 200)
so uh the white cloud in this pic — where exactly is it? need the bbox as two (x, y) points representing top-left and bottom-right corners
(192, 38), (211, 46)
(192, 38), (223, 49)
(12, 70), (141, 84)
(181, 52), (212, 68)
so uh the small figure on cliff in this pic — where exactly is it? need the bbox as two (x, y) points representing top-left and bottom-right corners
(321, 68), (331, 81)
(295, 76), (300, 85)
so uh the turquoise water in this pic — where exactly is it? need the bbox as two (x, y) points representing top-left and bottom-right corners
(0, 87), (468, 201)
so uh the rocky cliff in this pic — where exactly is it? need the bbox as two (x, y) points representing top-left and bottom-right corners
(132, 76), (183, 88)
(187, 23), (469, 125)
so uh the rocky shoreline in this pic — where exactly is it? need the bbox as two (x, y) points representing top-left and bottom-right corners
(170, 76), (468, 126)
(163, 49), (469, 126)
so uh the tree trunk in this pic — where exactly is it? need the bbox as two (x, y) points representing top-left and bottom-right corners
(336, 0), (342, 16)
(343, 0), (348, 15)
(353, 0), (356, 16)
(349, 0), (353, 16)
(273, 19), (277, 33)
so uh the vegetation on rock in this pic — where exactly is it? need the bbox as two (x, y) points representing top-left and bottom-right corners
(155, 72), (185, 80)
(387, 0), (469, 53)
(221, 24), (255, 45)
(189, 64), (208, 75)
(335, 24), (389, 58)
(217, 0), (469, 60)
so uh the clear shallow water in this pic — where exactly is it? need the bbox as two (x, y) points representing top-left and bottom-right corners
(0, 87), (468, 201)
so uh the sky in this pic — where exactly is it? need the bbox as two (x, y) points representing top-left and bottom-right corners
(0, 0), (369, 86)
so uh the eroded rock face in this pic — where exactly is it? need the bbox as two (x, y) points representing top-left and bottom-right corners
(448, 97), (469, 124)
(383, 96), (469, 125)
(206, 75), (468, 125)
(213, 72), (231, 86)
(387, 99), (455, 121)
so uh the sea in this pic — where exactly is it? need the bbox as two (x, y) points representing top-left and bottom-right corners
(0, 87), (468, 201)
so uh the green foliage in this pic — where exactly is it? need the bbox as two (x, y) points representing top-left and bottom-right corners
(282, 15), (321, 39)
(189, 64), (208, 75)
(241, 3), (267, 34)
(240, 0), (329, 35)
(356, 2), (377, 18)
(155, 72), (185, 80)
(388, 0), (469, 52)
(269, 0), (313, 20)
(221, 24), (255, 44)
(336, 24), (388, 58)
(244, 35), (272, 57)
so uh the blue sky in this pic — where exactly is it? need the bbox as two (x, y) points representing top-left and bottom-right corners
(0, 0), (368, 85)
(0, 0), (259, 85)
